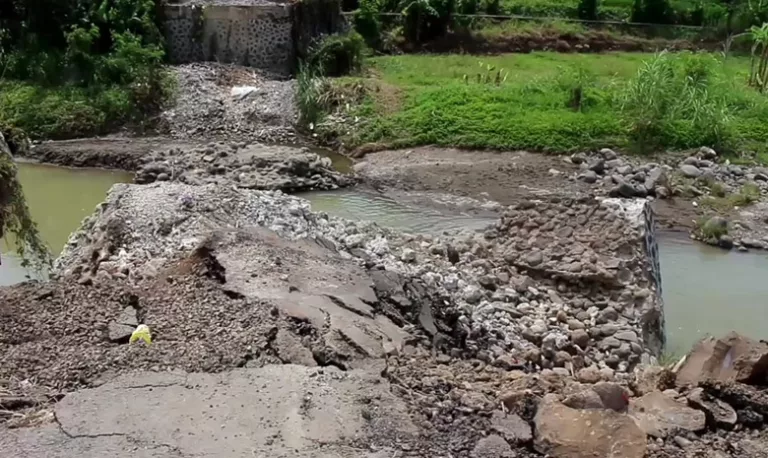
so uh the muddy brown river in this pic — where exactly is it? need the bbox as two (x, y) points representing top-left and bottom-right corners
(2, 162), (766, 353)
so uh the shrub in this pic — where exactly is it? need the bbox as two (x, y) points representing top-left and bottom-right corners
(355, 0), (383, 50)
(619, 52), (733, 154)
(309, 32), (366, 77)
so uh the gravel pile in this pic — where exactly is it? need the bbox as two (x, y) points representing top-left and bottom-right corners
(160, 63), (297, 143)
(134, 142), (354, 191)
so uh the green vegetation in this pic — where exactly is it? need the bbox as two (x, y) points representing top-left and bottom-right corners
(0, 0), (173, 139)
(0, 153), (50, 271)
(308, 32), (366, 77)
(304, 51), (768, 154)
(701, 181), (762, 210)
(347, 0), (768, 53)
(696, 214), (729, 239)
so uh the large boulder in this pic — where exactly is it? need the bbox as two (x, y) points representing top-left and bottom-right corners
(687, 387), (738, 429)
(629, 391), (706, 438)
(676, 332), (768, 387)
(534, 396), (647, 458)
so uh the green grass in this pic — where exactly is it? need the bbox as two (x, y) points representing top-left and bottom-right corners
(325, 52), (768, 154)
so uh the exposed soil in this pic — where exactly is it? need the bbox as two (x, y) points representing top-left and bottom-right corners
(24, 137), (199, 170)
(417, 29), (718, 55)
(354, 146), (700, 233)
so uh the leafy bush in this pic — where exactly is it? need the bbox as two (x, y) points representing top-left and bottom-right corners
(619, 51), (733, 153)
(0, 0), (170, 139)
(355, 0), (384, 49)
(309, 32), (366, 77)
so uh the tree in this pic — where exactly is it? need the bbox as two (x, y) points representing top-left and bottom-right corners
(631, 0), (672, 23)
(0, 130), (50, 271)
(578, 0), (599, 21)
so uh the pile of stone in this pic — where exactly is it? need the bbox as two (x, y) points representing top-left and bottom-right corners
(381, 331), (768, 458)
(676, 147), (768, 193)
(573, 148), (671, 199)
(160, 63), (297, 143)
(134, 142), (353, 192)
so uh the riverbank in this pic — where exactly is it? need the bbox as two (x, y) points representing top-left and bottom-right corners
(4, 174), (768, 457)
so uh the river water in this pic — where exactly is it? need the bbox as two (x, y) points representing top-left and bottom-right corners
(3, 162), (766, 353)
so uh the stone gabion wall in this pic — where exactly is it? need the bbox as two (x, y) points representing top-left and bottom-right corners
(164, 4), (295, 76)
(606, 198), (666, 356)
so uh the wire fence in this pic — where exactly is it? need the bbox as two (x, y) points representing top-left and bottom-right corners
(340, 11), (728, 41)
(341, 11), (713, 30)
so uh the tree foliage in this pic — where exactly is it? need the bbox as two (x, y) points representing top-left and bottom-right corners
(578, 0), (599, 20)
(0, 0), (165, 87)
(0, 144), (51, 271)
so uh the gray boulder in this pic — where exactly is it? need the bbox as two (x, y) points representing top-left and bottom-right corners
(680, 164), (702, 178)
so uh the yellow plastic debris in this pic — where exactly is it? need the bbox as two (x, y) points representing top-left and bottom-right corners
(129, 324), (152, 346)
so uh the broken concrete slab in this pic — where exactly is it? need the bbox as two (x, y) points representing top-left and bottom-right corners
(207, 228), (409, 361)
(534, 395), (647, 458)
(4, 366), (416, 458)
(677, 333), (768, 387)
(629, 391), (706, 438)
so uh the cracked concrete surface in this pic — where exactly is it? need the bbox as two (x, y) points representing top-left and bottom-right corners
(1, 365), (415, 458)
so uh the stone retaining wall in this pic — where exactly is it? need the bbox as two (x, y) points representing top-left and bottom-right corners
(163, 0), (341, 76)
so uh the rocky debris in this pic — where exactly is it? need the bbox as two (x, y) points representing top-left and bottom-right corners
(629, 391), (706, 438)
(534, 395), (647, 458)
(676, 332), (768, 387)
(687, 387), (738, 429)
(471, 435), (515, 457)
(107, 322), (135, 342)
(490, 410), (532, 444)
(135, 143), (353, 192)
(573, 149), (672, 199)
(159, 63), (297, 143)
(51, 183), (665, 384)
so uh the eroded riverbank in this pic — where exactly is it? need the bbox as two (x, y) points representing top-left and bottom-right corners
(4, 140), (768, 458)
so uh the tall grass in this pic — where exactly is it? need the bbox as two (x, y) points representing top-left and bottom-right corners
(320, 52), (768, 155)
(619, 51), (733, 153)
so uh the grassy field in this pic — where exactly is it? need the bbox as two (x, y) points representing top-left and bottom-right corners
(324, 52), (768, 156)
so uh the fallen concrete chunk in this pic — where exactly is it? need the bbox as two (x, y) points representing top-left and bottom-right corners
(534, 396), (647, 458)
(107, 322), (134, 342)
(676, 332), (768, 387)
(687, 387), (737, 429)
(116, 306), (138, 326)
(490, 410), (532, 444)
(472, 434), (515, 458)
(629, 391), (706, 438)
